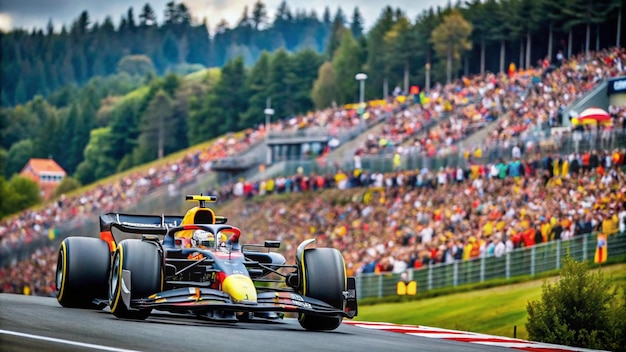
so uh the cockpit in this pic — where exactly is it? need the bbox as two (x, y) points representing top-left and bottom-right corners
(191, 230), (229, 251)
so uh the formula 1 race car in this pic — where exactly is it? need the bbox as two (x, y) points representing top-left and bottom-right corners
(55, 195), (357, 331)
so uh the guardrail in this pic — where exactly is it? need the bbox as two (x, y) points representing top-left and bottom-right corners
(356, 232), (626, 299)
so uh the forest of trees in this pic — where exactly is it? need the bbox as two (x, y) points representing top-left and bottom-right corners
(1, 0), (339, 107)
(0, 0), (624, 209)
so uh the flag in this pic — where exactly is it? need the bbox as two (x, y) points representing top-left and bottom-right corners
(48, 228), (58, 240)
(594, 234), (608, 264)
(418, 92), (426, 105)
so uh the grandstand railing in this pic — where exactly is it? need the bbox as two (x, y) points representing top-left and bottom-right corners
(356, 232), (626, 299)
(251, 129), (626, 178)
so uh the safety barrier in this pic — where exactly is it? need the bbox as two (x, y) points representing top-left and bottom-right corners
(356, 232), (626, 299)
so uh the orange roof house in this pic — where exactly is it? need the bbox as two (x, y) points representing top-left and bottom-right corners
(20, 158), (67, 199)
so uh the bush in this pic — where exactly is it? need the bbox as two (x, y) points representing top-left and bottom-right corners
(0, 175), (41, 218)
(526, 256), (626, 351)
(116, 55), (156, 77)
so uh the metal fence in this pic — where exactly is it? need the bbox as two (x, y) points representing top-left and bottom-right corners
(356, 232), (626, 299)
(258, 129), (626, 179)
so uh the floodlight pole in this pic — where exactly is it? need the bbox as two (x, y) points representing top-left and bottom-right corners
(355, 73), (368, 126)
(264, 98), (275, 165)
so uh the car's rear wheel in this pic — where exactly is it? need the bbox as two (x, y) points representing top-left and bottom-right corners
(109, 239), (162, 320)
(56, 237), (111, 309)
(298, 248), (346, 331)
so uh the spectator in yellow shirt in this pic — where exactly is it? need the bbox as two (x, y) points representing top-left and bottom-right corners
(602, 210), (619, 236)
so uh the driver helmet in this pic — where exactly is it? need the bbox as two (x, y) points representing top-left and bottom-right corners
(216, 231), (229, 250)
(192, 230), (214, 248)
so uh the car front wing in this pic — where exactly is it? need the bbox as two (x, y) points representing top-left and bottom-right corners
(129, 287), (356, 318)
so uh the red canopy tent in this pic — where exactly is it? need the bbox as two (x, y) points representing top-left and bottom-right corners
(572, 107), (612, 126)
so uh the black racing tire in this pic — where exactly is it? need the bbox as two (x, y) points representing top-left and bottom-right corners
(56, 237), (111, 309)
(109, 239), (163, 320)
(298, 248), (346, 331)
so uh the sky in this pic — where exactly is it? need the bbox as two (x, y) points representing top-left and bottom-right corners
(0, 0), (451, 33)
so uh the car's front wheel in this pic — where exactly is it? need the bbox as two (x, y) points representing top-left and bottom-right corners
(298, 248), (346, 331)
(109, 239), (162, 320)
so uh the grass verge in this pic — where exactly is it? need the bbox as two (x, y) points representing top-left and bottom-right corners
(354, 262), (626, 340)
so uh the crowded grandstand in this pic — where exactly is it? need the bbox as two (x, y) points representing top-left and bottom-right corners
(1, 44), (625, 297)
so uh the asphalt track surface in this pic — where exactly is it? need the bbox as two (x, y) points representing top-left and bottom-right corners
(0, 294), (520, 352)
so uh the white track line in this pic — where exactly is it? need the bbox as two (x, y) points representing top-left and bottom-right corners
(0, 329), (142, 352)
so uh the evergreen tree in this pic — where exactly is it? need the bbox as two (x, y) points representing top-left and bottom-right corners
(139, 4), (157, 26)
(46, 19), (55, 35)
(186, 24), (211, 65)
(350, 7), (364, 39)
(326, 14), (347, 60)
(105, 98), (140, 165)
(332, 31), (361, 104)
(252, 0), (269, 30)
(60, 103), (81, 169)
(67, 106), (89, 173)
(290, 49), (324, 113)
(240, 51), (271, 128)
(267, 49), (296, 118)
(366, 6), (397, 99)
(71, 11), (91, 36)
(188, 57), (247, 143)
(384, 15), (419, 94)
(13, 79), (27, 105)
(135, 89), (174, 160)
(34, 110), (63, 165)
(2, 106), (39, 148)
(127, 7), (137, 29)
(322, 7), (332, 25)
(274, 1), (296, 49)
(162, 31), (180, 64)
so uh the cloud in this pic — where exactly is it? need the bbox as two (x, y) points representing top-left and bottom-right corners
(0, 0), (450, 32)
(0, 0), (171, 31)
(185, 0), (448, 31)
(0, 13), (12, 31)
(184, 0), (253, 27)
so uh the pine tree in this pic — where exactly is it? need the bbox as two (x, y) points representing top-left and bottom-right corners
(332, 31), (361, 104)
(252, 0), (269, 30)
(350, 7), (364, 39)
(136, 89), (174, 160)
(240, 51), (271, 128)
(139, 4), (157, 26)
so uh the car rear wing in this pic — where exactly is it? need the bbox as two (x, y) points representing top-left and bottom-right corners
(100, 213), (184, 234)
(99, 213), (227, 251)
